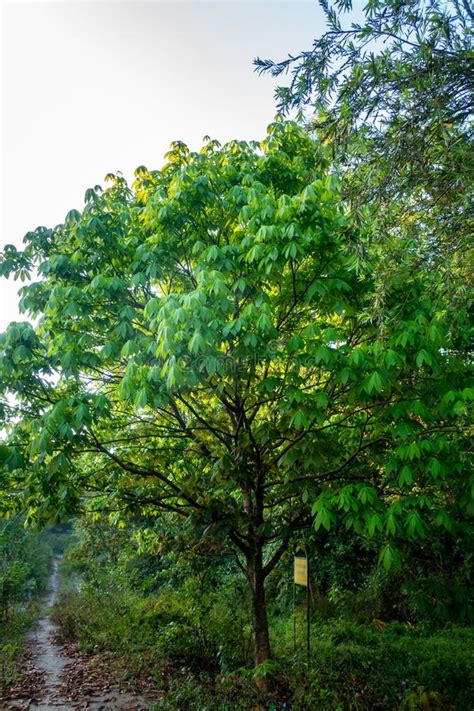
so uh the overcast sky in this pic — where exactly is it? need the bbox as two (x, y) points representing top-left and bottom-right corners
(1, 0), (326, 329)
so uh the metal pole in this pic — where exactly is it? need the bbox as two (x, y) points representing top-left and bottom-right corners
(293, 580), (296, 654)
(306, 551), (310, 665)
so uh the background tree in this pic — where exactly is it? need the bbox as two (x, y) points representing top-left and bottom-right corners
(0, 121), (471, 690)
(255, 0), (473, 307)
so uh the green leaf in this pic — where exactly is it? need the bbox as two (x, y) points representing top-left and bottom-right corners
(135, 388), (149, 409)
(257, 314), (273, 333)
(290, 409), (309, 429)
(399, 466), (413, 487)
(349, 349), (365, 366)
(314, 346), (331, 365)
(95, 394), (109, 415)
(207, 245), (220, 261)
(407, 442), (421, 460)
(314, 508), (332, 531)
(74, 403), (91, 429)
(357, 486), (375, 505)
(338, 367), (353, 384)
(60, 351), (75, 372)
(315, 391), (329, 409)
(64, 302), (81, 317)
(188, 331), (205, 353)
(284, 242), (298, 259)
(118, 376), (134, 401)
(379, 544), (397, 570)
(416, 349), (432, 368)
(144, 298), (160, 319)
(367, 514), (383, 537)
(435, 510), (453, 532)
(366, 371), (383, 394)
(385, 513), (397, 535)
(121, 340), (137, 358)
(406, 511), (425, 538)
(428, 457), (443, 478)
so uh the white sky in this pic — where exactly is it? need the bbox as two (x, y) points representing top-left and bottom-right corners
(1, 0), (326, 330)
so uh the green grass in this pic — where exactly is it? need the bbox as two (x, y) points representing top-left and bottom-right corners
(0, 601), (42, 691)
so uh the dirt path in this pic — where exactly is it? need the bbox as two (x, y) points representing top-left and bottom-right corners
(1, 560), (159, 710)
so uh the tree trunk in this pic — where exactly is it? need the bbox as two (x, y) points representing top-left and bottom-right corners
(247, 550), (272, 695)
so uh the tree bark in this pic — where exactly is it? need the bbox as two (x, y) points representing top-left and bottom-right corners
(247, 549), (272, 695)
(240, 454), (273, 695)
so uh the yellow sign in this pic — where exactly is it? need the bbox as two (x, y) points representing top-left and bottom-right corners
(294, 556), (308, 586)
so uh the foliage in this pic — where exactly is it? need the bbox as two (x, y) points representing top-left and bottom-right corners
(0, 517), (53, 691)
(53, 567), (474, 710)
(50, 518), (473, 709)
(0, 516), (52, 620)
(0, 0), (471, 702)
(255, 0), (473, 308)
(0, 605), (43, 691)
(284, 622), (474, 710)
(291, 524), (473, 625)
(56, 521), (253, 673)
(0, 121), (472, 680)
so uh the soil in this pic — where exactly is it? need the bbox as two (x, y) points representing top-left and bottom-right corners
(0, 560), (163, 711)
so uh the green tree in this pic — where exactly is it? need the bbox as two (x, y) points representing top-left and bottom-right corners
(0, 514), (52, 621)
(0, 121), (471, 689)
(255, 0), (473, 299)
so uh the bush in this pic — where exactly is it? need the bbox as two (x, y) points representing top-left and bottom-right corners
(150, 671), (258, 711)
(0, 518), (53, 619)
(0, 606), (40, 689)
(53, 519), (474, 709)
(53, 572), (253, 673)
(282, 622), (474, 710)
(0, 518), (54, 692)
(53, 567), (474, 709)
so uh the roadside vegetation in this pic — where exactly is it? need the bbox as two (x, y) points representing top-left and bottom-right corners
(0, 517), (56, 690)
(48, 518), (473, 709)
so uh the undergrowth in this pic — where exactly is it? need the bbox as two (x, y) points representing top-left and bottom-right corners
(52, 583), (474, 710)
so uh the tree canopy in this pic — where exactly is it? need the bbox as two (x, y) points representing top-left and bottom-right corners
(0, 121), (472, 681)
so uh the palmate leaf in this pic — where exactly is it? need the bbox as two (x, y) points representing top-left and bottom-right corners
(188, 331), (205, 353)
(406, 511), (426, 539)
(118, 376), (134, 401)
(135, 388), (149, 409)
(314, 507), (334, 532)
(366, 371), (383, 394)
(407, 442), (421, 461)
(367, 514), (383, 537)
(416, 349), (433, 368)
(290, 409), (309, 430)
(74, 403), (91, 429)
(398, 466), (413, 487)
(379, 544), (400, 571)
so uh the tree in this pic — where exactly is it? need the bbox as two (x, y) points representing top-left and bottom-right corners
(0, 121), (471, 691)
(255, 0), (473, 302)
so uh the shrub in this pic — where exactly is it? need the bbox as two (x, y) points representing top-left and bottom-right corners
(285, 622), (474, 710)
(53, 573), (253, 673)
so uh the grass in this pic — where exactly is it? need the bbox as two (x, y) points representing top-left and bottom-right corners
(0, 601), (43, 691)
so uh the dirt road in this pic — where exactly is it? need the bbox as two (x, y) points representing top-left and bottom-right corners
(1, 560), (158, 710)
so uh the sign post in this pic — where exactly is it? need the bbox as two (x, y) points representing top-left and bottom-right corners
(293, 550), (310, 664)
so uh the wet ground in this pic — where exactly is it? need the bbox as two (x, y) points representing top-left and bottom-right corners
(1, 560), (159, 710)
